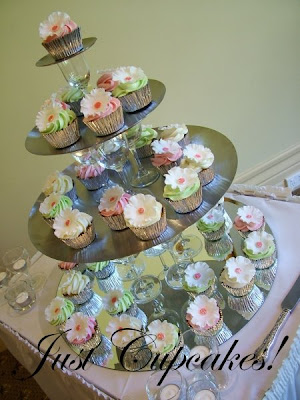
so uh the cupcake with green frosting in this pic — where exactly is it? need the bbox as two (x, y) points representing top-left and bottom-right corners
(60, 86), (85, 116)
(136, 125), (158, 159)
(35, 99), (80, 148)
(243, 231), (276, 269)
(163, 167), (202, 213)
(111, 66), (152, 112)
(86, 261), (115, 280)
(183, 262), (215, 296)
(39, 193), (73, 227)
(103, 289), (135, 316)
(45, 296), (75, 326)
(197, 208), (226, 241)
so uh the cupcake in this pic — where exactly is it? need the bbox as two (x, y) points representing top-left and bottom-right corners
(86, 261), (115, 280)
(58, 261), (78, 271)
(243, 231), (276, 269)
(180, 144), (215, 186)
(75, 164), (108, 191)
(60, 270), (92, 305)
(43, 171), (77, 202)
(103, 289), (135, 316)
(53, 208), (95, 249)
(136, 125), (158, 159)
(81, 88), (124, 136)
(109, 66), (152, 112)
(60, 86), (85, 116)
(163, 167), (202, 213)
(151, 139), (183, 175)
(98, 185), (131, 231)
(45, 296), (75, 326)
(65, 312), (101, 350)
(124, 194), (167, 240)
(36, 99), (80, 148)
(183, 262), (215, 296)
(97, 72), (119, 92)
(234, 206), (265, 238)
(158, 124), (188, 147)
(197, 208), (225, 241)
(39, 12), (82, 60)
(39, 193), (73, 227)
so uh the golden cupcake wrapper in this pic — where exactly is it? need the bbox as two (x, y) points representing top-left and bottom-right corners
(42, 27), (83, 60)
(43, 118), (80, 149)
(200, 222), (226, 241)
(167, 186), (203, 214)
(250, 251), (277, 270)
(136, 144), (154, 159)
(62, 224), (95, 249)
(100, 212), (128, 231)
(198, 167), (215, 186)
(221, 276), (255, 297)
(187, 310), (224, 337)
(128, 207), (167, 240)
(119, 83), (152, 112)
(84, 106), (124, 136)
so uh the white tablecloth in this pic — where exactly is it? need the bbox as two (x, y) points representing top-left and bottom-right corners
(0, 194), (300, 400)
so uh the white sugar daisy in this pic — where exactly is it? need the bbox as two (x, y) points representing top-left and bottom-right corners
(164, 167), (198, 190)
(80, 88), (111, 118)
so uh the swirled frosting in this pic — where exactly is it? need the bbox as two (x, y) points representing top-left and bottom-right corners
(186, 295), (220, 330)
(45, 296), (74, 326)
(234, 206), (264, 232)
(163, 167), (200, 201)
(145, 320), (179, 354)
(39, 12), (78, 42)
(220, 256), (255, 288)
(158, 124), (188, 142)
(65, 313), (96, 345)
(39, 193), (72, 219)
(53, 208), (93, 239)
(181, 144), (214, 171)
(36, 99), (76, 134)
(124, 194), (162, 228)
(112, 66), (148, 97)
(97, 73), (119, 92)
(58, 261), (78, 270)
(183, 262), (215, 293)
(103, 289), (134, 315)
(80, 88), (121, 121)
(197, 209), (224, 233)
(106, 315), (142, 348)
(60, 271), (90, 295)
(61, 87), (85, 103)
(98, 185), (131, 217)
(86, 261), (110, 272)
(136, 126), (158, 148)
(243, 231), (275, 260)
(75, 164), (105, 180)
(151, 139), (182, 167)
(43, 171), (73, 196)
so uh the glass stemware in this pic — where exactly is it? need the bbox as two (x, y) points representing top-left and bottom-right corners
(57, 53), (90, 90)
(113, 254), (145, 281)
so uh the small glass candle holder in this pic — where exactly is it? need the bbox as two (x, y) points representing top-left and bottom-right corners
(187, 377), (220, 400)
(5, 280), (36, 312)
(0, 265), (10, 306)
(3, 246), (30, 275)
(146, 369), (187, 400)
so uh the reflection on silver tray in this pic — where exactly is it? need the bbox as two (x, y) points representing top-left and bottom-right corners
(75, 292), (102, 317)
(227, 285), (264, 315)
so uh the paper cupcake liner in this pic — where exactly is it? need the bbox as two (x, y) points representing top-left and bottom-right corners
(61, 224), (95, 249)
(198, 167), (215, 186)
(70, 324), (102, 352)
(200, 222), (226, 241)
(235, 222), (266, 239)
(136, 144), (154, 159)
(221, 277), (255, 297)
(75, 293), (103, 317)
(110, 303), (148, 328)
(116, 338), (150, 371)
(77, 169), (108, 191)
(100, 212), (128, 231)
(167, 187), (202, 214)
(43, 118), (80, 149)
(65, 183), (78, 203)
(128, 207), (167, 240)
(43, 217), (54, 228)
(96, 270), (122, 292)
(42, 27), (83, 60)
(248, 251), (277, 270)
(204, 234), (233, 260)
(255, 259), (277, 290)
(87, 335), (113, 367)
(63, 282), (93, 305)
(227, 285), (264, 314)
(84, 106), (124, 136)
(119, 83), (152, 112)
(67, 100), (83, 117)
(157, 161), (180, 176)
(92, 262), (115, 280)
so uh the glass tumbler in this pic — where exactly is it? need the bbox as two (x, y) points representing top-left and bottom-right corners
(3, 246), (30, 275)
(146, 369), (187, 400)
(5, 279), (36, 311)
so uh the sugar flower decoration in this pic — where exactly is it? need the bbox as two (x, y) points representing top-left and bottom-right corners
(221, 256), (255, 288)
(235, 206), (264, 232)
(80, 88), (111, 118)
(159, 124), (188, 142)
(183, 144), (214, 168)
(36, 101), (64, 132)
(244, 231), (274, 255)
(184, 262), (215, 289)
(124, 194), (162, 228)
(65, 312), (96, 344)
(39, 12), (73, 40)
(39, 193), (69, 215)
(186, 295), (219, 329)
(164, 167), (199, 190)
(106, 315), (142, 348)
(112, 66), (146, 84)
(45, 296), (74, 324)
(151, 139), (181, 155)
(201, 208), (224, 225)
(53, 208), (92, 239)
(102, 290), (124, 311)
(145, 320), (179, 354)
(99, 186), (125, 212)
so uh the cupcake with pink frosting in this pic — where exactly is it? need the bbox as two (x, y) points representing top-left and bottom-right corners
(97, 73), (119, 92)
(234, 206), (265, 238)
(81, 88), (124, 136)
(98, 185), (131, 230)
(75, 163), (108, 191)
(65, 312), (101, 350)
(151, 139), (183, 175)
(58, 261), (78, 271)
(39, 12), (83, 60)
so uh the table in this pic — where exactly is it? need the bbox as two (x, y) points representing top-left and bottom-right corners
(1, 193), (300, 400)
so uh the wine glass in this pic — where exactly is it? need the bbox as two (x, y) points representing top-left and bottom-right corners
(122, 123), (159, 188)
(57, 53), (90, 90)
(170, 233), (203, 262)
(113, 254), (145, 281)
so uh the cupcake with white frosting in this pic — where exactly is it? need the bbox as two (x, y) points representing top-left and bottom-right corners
(163, 167), (202, 213)
(197, 208), (226, 241)
(43, 171), (77, 203)
(243, 231), (276, 269)
(75, 163), (108, 191)
(81, 88), (124, 136)
(151, 139), (183, 175)
(234, 206), (265, 238)
(98, 185), (131, 231)
(106, 314), (142, 347)
(39, 193), (73, 227)
(183, 262), (215, 296)
(158, 124), (188, 147)
(45, 296), (75, 326)
(60, 270), (92, 305)
(124, 194), (167, 240)
(53, 208), (95, 249)
(180, 144), (215, 186)
(135, 125), (158, 159)
(220, 256), (256, 296)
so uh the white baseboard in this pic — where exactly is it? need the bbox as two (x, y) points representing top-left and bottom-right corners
(234, 143), (300, 186)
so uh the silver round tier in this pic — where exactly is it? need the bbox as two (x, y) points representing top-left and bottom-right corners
(25, 79), (166, 155)
(28, 125), (237, 263)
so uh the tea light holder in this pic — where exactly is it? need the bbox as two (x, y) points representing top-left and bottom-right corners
(146, 369), (186, 400)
